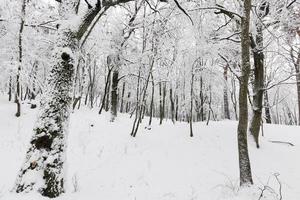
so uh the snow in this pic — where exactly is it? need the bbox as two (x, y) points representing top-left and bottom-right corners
(0, 96), (299, 200)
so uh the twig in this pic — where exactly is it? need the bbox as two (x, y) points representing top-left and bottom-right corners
(269, 140), (295, 146)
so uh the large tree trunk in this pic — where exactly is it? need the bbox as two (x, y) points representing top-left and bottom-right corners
(14, 0), (116, 197)
(14, 28), (77, 197)
(15, 0), (26, 117)
(249, 20), (264, 148)
(237, 0), (253, 187)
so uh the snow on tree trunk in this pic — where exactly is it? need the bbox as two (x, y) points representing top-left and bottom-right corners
(15, 0), (26, 117)
(14, 31), (77, 197)
(237, 0), (253, 187)
(249, 19), (264, 148)
(14, 1), (78, 197)
(110, 54), (120, 122)
(264, 90), (272, 124)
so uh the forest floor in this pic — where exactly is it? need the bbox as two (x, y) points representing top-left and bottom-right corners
(0, 96), (299, 200)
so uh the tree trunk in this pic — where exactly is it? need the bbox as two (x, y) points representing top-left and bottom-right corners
(199, 76), (205, 121)
(8, 76), (12, 101)
(14, 27), (77, 197)
(249, 20), (264, 148)
(190, 73), (194, 137)
(264, 90), (272, 123)
(292, 50), (300, 125)
(120, 82), (126, 113)
(99, 58), (113, 114)
(14, 0), (118, 197)
(170, 87), (175, 123)
(105, 77), (111, 112)
(237, 0), (253, 187)
(159, 82), (163, 124)
(110, 65), (119, 122)
(148, 72), (154, 127)
(15, 0), (26, 117)
(230, 75), (238, 120)
(223, 64), (230, 119)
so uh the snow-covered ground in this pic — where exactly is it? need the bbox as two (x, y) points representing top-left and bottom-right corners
(0, 96), (299, 200)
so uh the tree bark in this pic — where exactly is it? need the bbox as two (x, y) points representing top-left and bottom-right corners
(237, 0), (253, 186)
(14, 27), (77, 197)
(170, 87), (175, 123)
(148, 72), (155, 127)
(223, 63), (230, 119)
(8, 76), (12, 101)
(264, 90), (272, 123)
(110, 56), (120, 122)
(190, 73), (194, 137)
(120, 81), (126, 113)
(15, 0), (27, 117)
(14, 0), (134, 197)
(291, 49), (300, 125)
(99, 62), (112, 114)
(249, 20), (264, 148)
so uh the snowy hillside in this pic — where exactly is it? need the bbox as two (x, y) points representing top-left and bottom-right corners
(0, 97), (299, 200)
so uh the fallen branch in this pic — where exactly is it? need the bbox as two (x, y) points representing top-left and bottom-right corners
(269, 140), (295, 146)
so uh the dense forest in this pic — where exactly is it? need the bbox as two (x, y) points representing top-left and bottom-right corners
(0, 0), (299, 199)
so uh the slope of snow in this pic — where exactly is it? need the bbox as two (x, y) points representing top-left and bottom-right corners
(0, 96), (299, 200)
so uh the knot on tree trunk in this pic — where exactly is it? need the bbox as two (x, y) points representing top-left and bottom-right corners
(61, 52), (70, 61)
(32, 135), (54, 150)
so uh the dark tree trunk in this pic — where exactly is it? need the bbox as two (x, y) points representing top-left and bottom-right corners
(190, 73), (194, 137)
(99, 58), (113, 114)
(88, 58), (96, 108)
(264, 90), (272, 124)
(237, 0), (253, 187)
(223, 64), (230, 119)
(175, 94), (179, 121)
(120, 82), (125, 113)
(159, 82), (163, 124)
(131, 67), (141, 137)
(249, 21), (264, 148)
(15, 0), (26, 117)
(105, 76), (111, 112)
(199, 76), (205, 121)
(170, 87), (175, 123)
(110, 67), (119, 122)
(292, 50), (300, 125)
(30, 62), (38, 109)
(148, 72), (154, 127)
(8, 76), (12, 101)
(126, 92), (131, 113)
(162, 83), (166, 122)
(230, 75), (238, 120)
(296, 71), (300, 125)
